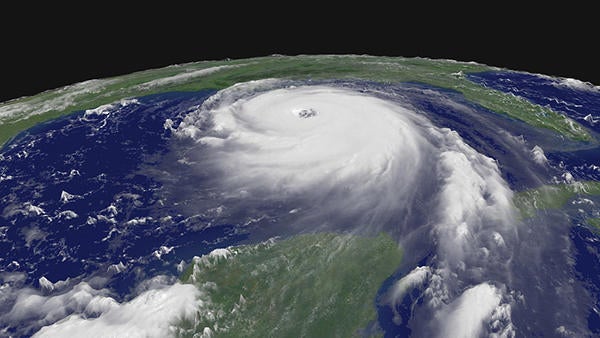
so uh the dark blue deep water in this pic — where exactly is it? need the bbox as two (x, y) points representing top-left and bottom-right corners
(0, 91), (248, 299)
(468, 71), (600, 134)
(467, 71), (600, 335)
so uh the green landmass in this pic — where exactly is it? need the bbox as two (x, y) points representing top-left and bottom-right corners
(0, 55), (592, 147)
(586, 217), (600, 233)
(514, 181), (600, 218)
(176, 232), (402, 337)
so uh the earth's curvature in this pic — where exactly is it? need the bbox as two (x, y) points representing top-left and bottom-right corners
(1, 55), (600, 337)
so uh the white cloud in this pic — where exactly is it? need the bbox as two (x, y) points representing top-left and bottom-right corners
(59, 191), (80, 203)
(175, 84), (433, 233)
(125, 217), (152, 226)
(22, 226), (48, 247)
(136, 65), (240, 90)
(187, 249), (234, 280)
(208, 248), (231, 259)
(153, 246), (174, 260)
(26, 203), (46, 216)
(56, 210), (78, 220)
(0, 79), (115, 123)
(556, 77), (599, 92)
(531, 145), (548, 165)
(388, 266), (431, 303)
(0, 174), (14, 182)
(2, 282), (116, 332)
(82, 99), (139, 120)
(176, 84), (515, 243)
(107, 262), (127, 274)
(33, 283), (199, 338)
(192, 85), (425, 194)
(38, 277), (54, 293)
(438, 283), (507, 338)
(433, 133), (515, 269)
(387, 266), (431, 324)
(562, 171), (575, 184)
(0, 276), (199, 338)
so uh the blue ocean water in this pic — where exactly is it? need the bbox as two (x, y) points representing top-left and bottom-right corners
(399, 82), (554, 190)
(467, 71), (600, 335)
(0, 90), (248, 298)
(467, 71), (600, 133)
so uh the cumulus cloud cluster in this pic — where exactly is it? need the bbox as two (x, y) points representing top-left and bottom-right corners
(34, 282), (198, 337)
(0, 276), (199, 337)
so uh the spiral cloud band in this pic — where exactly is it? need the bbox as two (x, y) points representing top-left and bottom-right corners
(175, 81), (518, 336)
(181, 85), (427, 195)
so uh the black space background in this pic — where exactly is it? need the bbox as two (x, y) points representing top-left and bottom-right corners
(0, 5), (596, 103)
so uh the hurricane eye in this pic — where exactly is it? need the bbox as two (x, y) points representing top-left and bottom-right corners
(292, 108), (318, 118)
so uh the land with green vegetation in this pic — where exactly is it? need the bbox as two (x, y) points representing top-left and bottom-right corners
(586, 217), (600, 233)
(176, 232), (402, 337)
(514, 181), (600, 218)
(0, 55), (592, 147)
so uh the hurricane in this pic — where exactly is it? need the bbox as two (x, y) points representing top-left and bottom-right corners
(167, 80), (518, 336)
(1, 55), (599, 337)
